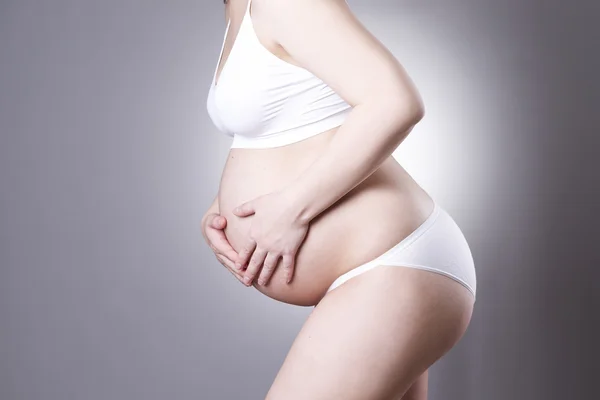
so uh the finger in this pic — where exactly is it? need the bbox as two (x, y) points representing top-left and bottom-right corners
(216, 253), (241, 275)
(205, 213), (218, 228)
(205, 226), (239, 262)
(232, 201), (255, 217)
(209, 229), (240, 263)
(243, 247), (268, 286)
(281, 253), (296, 284)
(216, 254), (243, 279)
(216, 254), (246, 284)
(202, 214), (216, 240)
(257, 252), (281, 286)
(210, 215), (227, 229)
(236, 239), (257, 271)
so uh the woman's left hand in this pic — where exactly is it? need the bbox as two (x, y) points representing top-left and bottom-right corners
(232, 189), (309, 287)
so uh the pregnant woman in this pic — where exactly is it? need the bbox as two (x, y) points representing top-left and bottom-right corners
(201, 0), (477, 399)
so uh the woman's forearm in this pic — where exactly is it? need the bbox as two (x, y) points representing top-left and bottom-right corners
(282, 98), (424, 225)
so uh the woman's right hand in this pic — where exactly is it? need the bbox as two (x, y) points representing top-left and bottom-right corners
(201, 213), (245, 285)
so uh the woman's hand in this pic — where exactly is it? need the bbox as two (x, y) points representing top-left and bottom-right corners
(201, 213), (246, 285)
(232, 190), (309, 287)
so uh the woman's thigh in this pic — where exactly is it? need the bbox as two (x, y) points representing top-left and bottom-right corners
(264, 265), (475, 400)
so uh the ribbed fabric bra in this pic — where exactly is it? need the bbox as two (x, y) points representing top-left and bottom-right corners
(206, 0), (353, 149)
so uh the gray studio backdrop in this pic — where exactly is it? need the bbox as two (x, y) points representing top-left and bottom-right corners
(1, 1), (598, 399)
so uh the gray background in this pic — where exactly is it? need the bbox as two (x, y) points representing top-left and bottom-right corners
(1, 0), (598, 399)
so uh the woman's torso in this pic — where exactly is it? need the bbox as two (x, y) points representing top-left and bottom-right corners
(210, 0), (434, 306)
(219, 133), (434, 306)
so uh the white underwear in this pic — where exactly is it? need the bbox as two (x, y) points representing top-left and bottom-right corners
(325, 201), (477, 301)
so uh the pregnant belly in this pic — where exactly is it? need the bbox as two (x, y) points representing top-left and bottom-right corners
(218, 132), (432, 306)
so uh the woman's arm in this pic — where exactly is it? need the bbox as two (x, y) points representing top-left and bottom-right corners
(283, 106), (422, 224)
(228, 0), (424, 285)
(267, 0), (425, 224)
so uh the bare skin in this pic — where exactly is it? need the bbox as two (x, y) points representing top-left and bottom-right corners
(220, 134), (438, 306)
(202, 203), (442, 400)
(264, 266), (474, 400)
(202, 0), (476, 398)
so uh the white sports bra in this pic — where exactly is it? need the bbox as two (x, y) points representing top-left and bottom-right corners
(206, 0), (353, 149)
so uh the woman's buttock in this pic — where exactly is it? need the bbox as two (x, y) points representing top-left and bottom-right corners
(218, 128), (434, 306)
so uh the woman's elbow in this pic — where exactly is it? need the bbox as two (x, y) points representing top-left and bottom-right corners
(409, 97), (425, 125)
(405, 85), (425, 123)
(388, 94), (425, 128)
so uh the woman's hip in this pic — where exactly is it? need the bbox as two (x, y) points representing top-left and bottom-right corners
(323, 201), (477, 303)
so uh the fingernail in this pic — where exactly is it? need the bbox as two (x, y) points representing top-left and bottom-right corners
(243, 276), (252, 285)
(235, 262), (242, 270)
